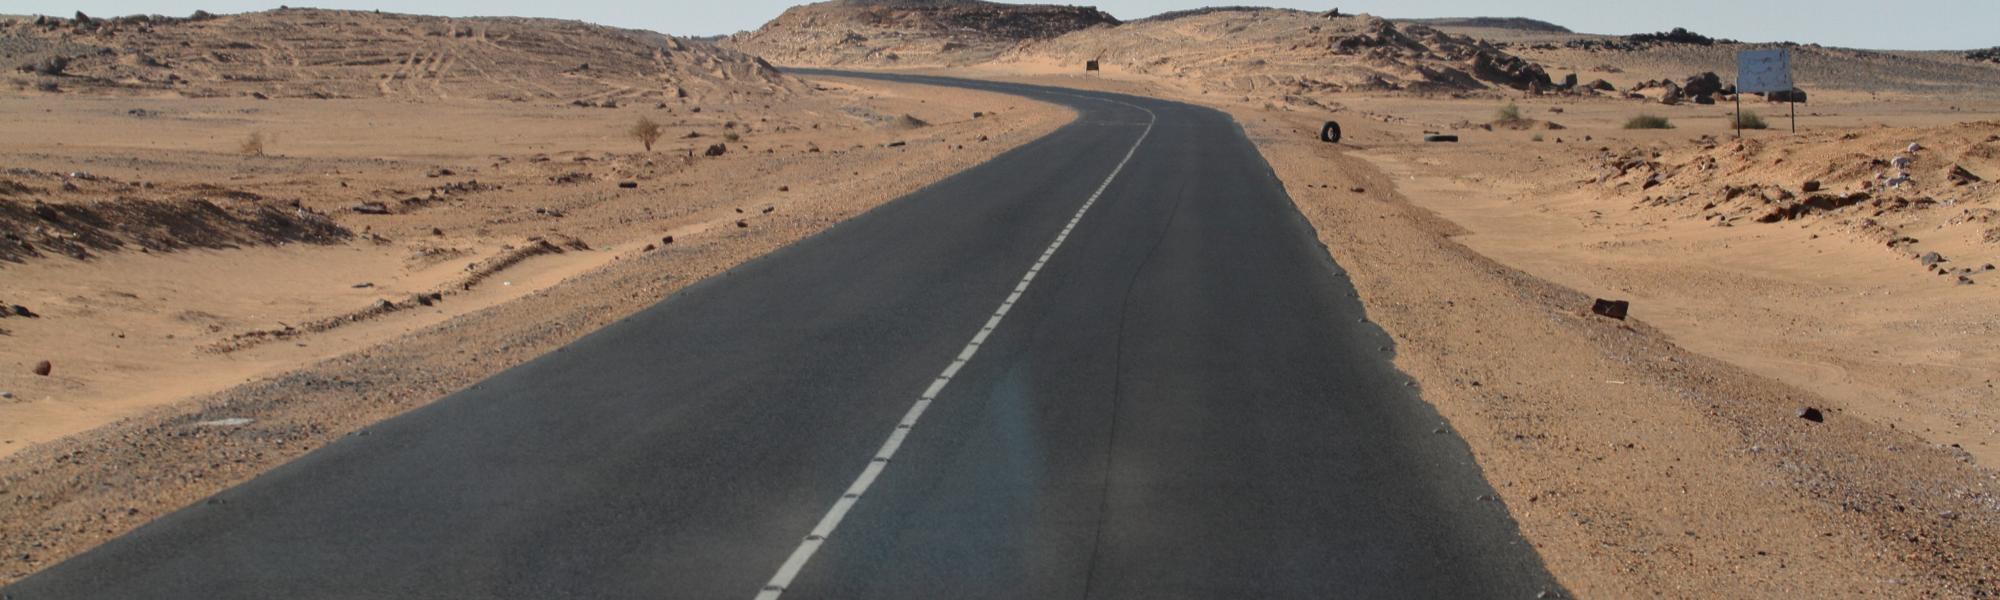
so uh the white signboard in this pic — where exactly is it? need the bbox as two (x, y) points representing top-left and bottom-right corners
(1737, 49), (1794, 94)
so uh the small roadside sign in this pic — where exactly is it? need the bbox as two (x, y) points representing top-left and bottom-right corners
(1736, 49), (1794, 94)
(1736, 49), (1799, 134)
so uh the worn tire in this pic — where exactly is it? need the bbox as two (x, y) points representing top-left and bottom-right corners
(1423, 134), (1460, 143)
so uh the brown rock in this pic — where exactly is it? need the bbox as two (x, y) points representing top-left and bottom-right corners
(32, 360), (51, 376)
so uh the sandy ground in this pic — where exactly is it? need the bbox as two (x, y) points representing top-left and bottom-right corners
(919, 64), (2000, 597)
(0, 76), (1072, 581)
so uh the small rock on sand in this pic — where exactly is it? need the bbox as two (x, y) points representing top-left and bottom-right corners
(736, 220), (749, 228)
(1797, 407), (1825, 422)
(661, 235), (674, 245)
(32, 360), (52, 376)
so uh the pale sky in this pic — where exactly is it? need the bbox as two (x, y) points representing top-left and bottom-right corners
(16, 1), (1999, 51)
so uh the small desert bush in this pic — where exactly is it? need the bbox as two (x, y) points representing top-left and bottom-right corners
(722, 132), (741, 142)
(1497, 102), (1522, 122)
(1624, 114), (1674, 130)
(1735, 110), (1769, 130)
(239, 131), (269, 156)
(629, 116), (663, 151)
(1531, 134), (1545, 142)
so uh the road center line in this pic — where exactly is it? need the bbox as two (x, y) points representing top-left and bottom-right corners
(753, 94), (1158, 599)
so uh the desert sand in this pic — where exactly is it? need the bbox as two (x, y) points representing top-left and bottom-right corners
(5, 2), (1999, 596)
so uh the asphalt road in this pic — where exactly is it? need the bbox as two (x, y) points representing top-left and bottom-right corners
(6, 72), (1563, 599)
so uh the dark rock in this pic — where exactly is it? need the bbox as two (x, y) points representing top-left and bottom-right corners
(886, 141), (907, 148)
(9, 305), (35, 318)
(1423, 134), (1460, 143)
(1797, 407), (1824, 422)
(1802, 180), (1821, 193)
(1585, 79), (1615, 92)
(431, 227), (444, 236)
(1766, 89), (1808, 103)
(617, 181), (638, 189)
(779, 186), (789, 192)
(1947, 164), (1982, 185)
(736, 220), (748, 228)
(704, 143), (727, 157)
(661, 235), (674, 245)
(32, 360), (51, 376)
(1681, 72), (1724, 97)
(1590, 298), (1630, 320)
(762, 207), (775, 214)
(1920, 252), (1944, 267)
(351, 202), (390, 215)
(413, 293), (434, 307)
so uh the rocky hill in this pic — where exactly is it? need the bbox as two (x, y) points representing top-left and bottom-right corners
(727, 0), (1120, 67)
(1004, 10), (1552, 96)
(2, 8), (803, 103)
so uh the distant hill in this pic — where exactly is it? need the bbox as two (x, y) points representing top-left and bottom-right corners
(726, 0), (1119, 67)
(1401, 17), (1571, 33)
(1, 8), (802, 102)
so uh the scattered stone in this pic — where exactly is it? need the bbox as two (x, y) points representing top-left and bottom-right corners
(1423, 134), (1460, 143)
(352, 282), (374, 289)
(535, 207), (565, 218)
(736, 220), (749, 228)
(374, 299), (396, 311)
(32, 360), (51, 376)
(1920, 252), (1944, 267)
(704, 143), (727, 157)
(413, 293), (434, 307)
(9, 305), (35, 318)
(1797, 407), (1825, 423)
(735, 207), (744, 213)
(0, 391), (13, 400)
(431, 227), (444, 236)
(1947, 164), (1982, 185)
(1590, 298), (1630, 320)
(617, 181), (638, 189)
(1801, 180), (1821, 193)
(885, 141), (908, 148)
(1349, 187), (1366, 193)
(643, 244), (656, 252)
(351, 201), (391, 215)
(661, 235), (674, 245)
(779, 186), (789, 192)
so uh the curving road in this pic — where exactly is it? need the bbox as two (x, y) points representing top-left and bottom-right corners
(5, 72), (1562, 599)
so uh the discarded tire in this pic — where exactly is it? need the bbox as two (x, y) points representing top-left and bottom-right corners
(1319, 120), (1342, 143)
(1423, 134), (1460, 143)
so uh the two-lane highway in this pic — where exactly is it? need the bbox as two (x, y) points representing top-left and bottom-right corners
(6, 72), (1563, 599)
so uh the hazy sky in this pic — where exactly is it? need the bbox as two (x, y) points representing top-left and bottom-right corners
(20, 1), (1999, 50)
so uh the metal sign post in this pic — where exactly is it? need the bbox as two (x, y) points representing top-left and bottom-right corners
(1736, 49), (1795, 137)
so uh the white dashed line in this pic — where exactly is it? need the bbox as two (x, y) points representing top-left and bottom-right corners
(753, 94), (1158, 599)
